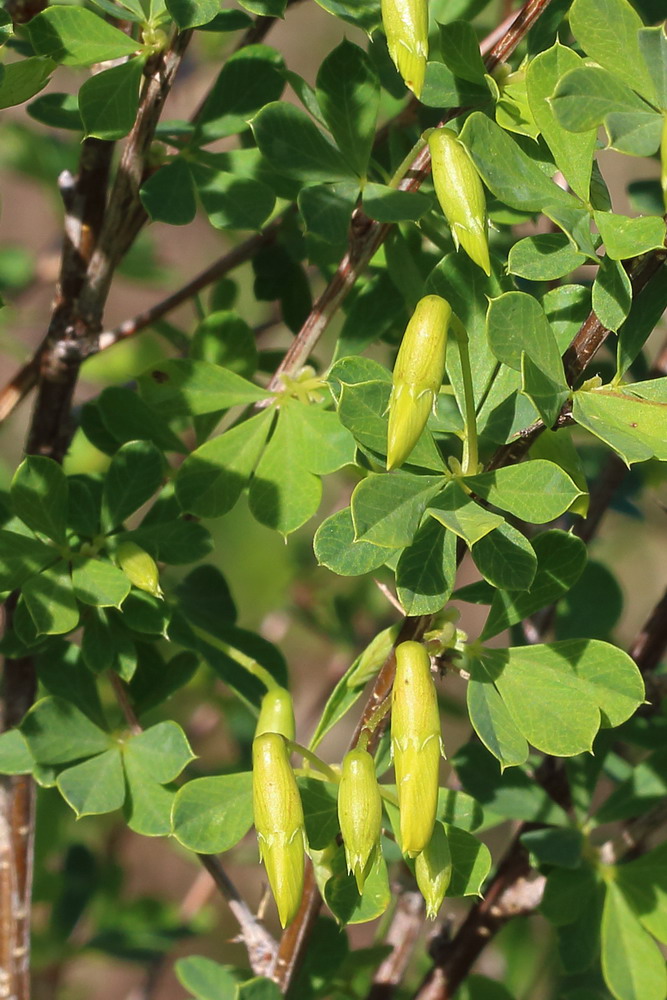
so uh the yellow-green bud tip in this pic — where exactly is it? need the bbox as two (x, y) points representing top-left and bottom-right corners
(338, 748), (383, 894)
(381, 0), (428, 99)
(415, 822), (452, 919)
(255, 687), (296, 742)
(391, 641), (443, 856)
(252, 732), (305, 927)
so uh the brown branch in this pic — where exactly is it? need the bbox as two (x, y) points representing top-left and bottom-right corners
(366, 891), (425, 1000)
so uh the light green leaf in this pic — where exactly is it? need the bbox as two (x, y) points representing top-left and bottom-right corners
(486, 292), (566, 381)
(138, 360), (267, 417)
(175, 409), (274, 518)
(57, 748), (125, 817)
(593, 257), (632, 333)
(569, 0), (657, 104)
(351, 472), (443, 548)
(475, 639), (644, 758)
(428, 481), (503, 546)
(101, 440), (165, 530)
(324, 848), (390, 925)
(23, 562), (79, 635)
(237, 979), (282, 1000)
(248, 407), (322, 534)
(71, 557), (131, 609)
(251, 102), (357, 183)
(602, 881), (667, 1000)
(315, 39), (379, 178)
(445, 824), (491, 897)
(175, 956), (238, 1000)
(396, 516), (457, 615)
(313, 506), (396, 577)
(638, 26), (667, 110)
(171, 773), (254, 852)
(482, 530), (588, 640)
(294, 405), (356, 475)
(22, 696), (111, 764)
(467, 678), (529, 769)
(124, 722), (194, 784)
(615, 843), (667, 945)
(464, 460), (584, 523)
(362, 183), (432, 223)
(79, 58), (142, 140)
(594, 211), (666, 260)
(471, 522), (537, 591)
(521, 351), (570, 427)
(508, 233), (587, 281)
(27, 6), (138, 65)
(0, 729), (33, 775)
(0, 56), (54, 110)
(526, 42), (596, 200)
(573, 388), (667, 464)
(11, 455), (68, 544)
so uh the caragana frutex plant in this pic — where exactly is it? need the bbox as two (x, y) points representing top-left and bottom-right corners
(0, 0), (667, 998)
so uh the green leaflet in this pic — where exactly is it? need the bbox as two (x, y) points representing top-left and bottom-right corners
(573, 388), (667, 464)
(464, 460), (585, 523)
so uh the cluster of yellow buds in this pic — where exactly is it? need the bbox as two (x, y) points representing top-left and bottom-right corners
(381, 0), (428, 98)
(387, 294), (451, 470)
(428, 127), (491, 276)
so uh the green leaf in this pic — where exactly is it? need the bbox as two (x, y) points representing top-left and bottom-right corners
(57, 748), (125, 817)
(194, 168), (276, 231)
(421, 63), (490, 110)
(79, 58), (143, 140)
(129, 647), (199, 715)
(96, 386), (187, 453)
(541, 864), (599, 926)
(124, 722), (194, 783)
(248, 407), (322, 534)
(0, 529), (57, 591)
(569, 0), (657, 104)
(395, 516), (457, 615)
(101, 440), (165, 530)
(454, 976), (515, 1000)
(617, 264), (667, 376)
(551, 67), (662, 157)
(82, 607), (137, 679)
(194, 44), (285, 144)
(22, 696), (111, 764)
(238, 0), (286, 15)
(508, 233), (587, 281)
(638, 26), (667, 109)
(467, 677), (529, 768)
(191, 310), (258, 377)
(438, 20), (487, 85)
(593, 257), (632, 333)
(0, 729), (34, 775)
(299, 776), (339, 849)
(459, 113), (596, 256)
(299, 182), (358, 256)
(444, 824), (491, 897)
(71, 556), (131, 609)
(473, 639), (644, 758)
(455, 741), (567, 823)
(175, 409), (274, 518)
(471, 522), (537, 591)
(324, 849), (390, 925)
(237, 979), (282, 1000)
(294, 405), (356, 475)
(556, 560), (623, 641)
(464, 460), (584, 523)
(313, 506), (395, 577)
(171, 773), (254, 852)
(175, 957), (237, 1000)
(11, 455), (68, 544)
(251, 102), (357, 183)
(27, 92), (82, 130)
(0, 56), (54, 110)
(361, 183), (432, 223)
(121, 518), (212, 566)
(526, 42), (596, 200)
(614, 843), (667, 945)
(594, 211), (666, 260)
(428, 481), (504, 546)
(165, 0), (220, 27)
(315, 40), (379, 179)
(27, 6), (138, 65)
(174, 564), (237, 630)
(351, 472), (443, 548)
(140, 158), (197, 226)
(138, 360), (266, 417)
(313, 0), (380, 32)
(573, 388), (667, 464)
(602, 881), (667, 1000)
(482, 530), (587, 640)
(120, 591), (170, 636)
(23, 562), (80, 635)
(522, 826), (584, 867)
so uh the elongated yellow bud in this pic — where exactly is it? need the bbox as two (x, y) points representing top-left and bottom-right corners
(338, 748), (383, 893)
(387, 295), (451, 470)
(415, 821), (451, 919)
(428, 128), (491, 276)
(381, 0), (428, 99)
(391, 640), (443, 856)
(115, 541), (163, 597)
(256, 687), (296, 742)
(252, 732), (305, 927)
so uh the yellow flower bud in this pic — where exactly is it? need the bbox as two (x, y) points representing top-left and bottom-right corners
(337, 748), (383, 893)
(428, 128), (491, 276)
(381, 0), (428, 99)
(252, 732), (305, 927)
(115, 541), (162, 597)
(387, 295), (451, 471)
(415, 821), (451, 919)
(391, 640), (443, 856)
(255, 687), (296, 742)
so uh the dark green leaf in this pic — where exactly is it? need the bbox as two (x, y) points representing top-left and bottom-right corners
(395, 516), (457, 615)
(101, 440), (165, 530)
(251, 102), (357, 184)
(140, 158), (197, 226)
(11, 455), (68, 544)
(23, 562), (80, 635)
(471, 522), (537, 591)
(315, 40), (379, 178)
(79, 58), (143, 140)
(165, 0), (220, 28)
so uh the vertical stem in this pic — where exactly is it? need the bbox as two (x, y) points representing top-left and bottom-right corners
(452, 322), (478, 475)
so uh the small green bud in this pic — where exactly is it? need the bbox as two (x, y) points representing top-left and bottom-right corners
(256, 687), (296, 742)
(387, 295), (451, 470)
(252, 732), (305, 927)
(415, 821), (452, 919)
(115, 541), (162, 597)
(338, 748), (383, 893)
(391, 640), (443, 856)
(381, 0), (428, 99)
(428, 128), (491, 276)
